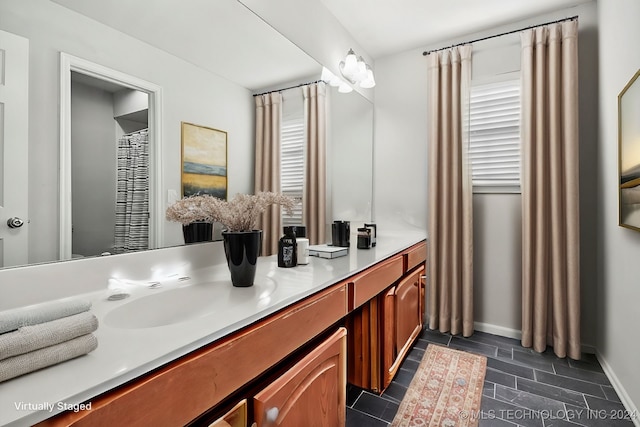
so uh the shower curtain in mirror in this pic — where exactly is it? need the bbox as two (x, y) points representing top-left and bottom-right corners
(114, 129), (149, 253)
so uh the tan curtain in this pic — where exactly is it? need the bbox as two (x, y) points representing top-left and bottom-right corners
(255, 93), (282, 256)
(520, 20), (580, 360)
(302, 83), (327, 245)
(426, 46), (474, 337)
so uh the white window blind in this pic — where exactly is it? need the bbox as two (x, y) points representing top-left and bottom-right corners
(281, 101), (304, 227)
(469, 79), (521, 192)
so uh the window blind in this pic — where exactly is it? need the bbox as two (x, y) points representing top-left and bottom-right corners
(281, 106), (304, 227)
(469, 79), (521, 192)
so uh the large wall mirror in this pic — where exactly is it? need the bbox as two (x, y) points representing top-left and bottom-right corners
(619, 69), (640, 231)
(0, 0), (373, 270)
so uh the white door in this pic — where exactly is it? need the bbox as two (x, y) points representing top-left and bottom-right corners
(0, 30), (29, 268)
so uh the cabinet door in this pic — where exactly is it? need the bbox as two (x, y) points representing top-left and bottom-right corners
(253, 328), (347, 427)
(383, 266), (424, 388)
(395, 267), (422, 353)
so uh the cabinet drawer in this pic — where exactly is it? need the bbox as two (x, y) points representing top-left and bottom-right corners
(38, 284), (348, 427)
(405, 241), (427, 272)
(349, 255), (403, 310)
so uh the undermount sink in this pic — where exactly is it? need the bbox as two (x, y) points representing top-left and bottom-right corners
(103, 278), (277, 329)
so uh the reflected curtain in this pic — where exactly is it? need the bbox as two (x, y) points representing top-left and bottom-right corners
(114, 129), (149, 253)
(426, 46), (474, 337)
(520, 20), (580, 360)
(255, 93), (282, 256)
(302, 83), (327, 245)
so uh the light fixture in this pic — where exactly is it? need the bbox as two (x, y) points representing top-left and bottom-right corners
(321, 67), (353, 93)
(339, 48), (375, 89)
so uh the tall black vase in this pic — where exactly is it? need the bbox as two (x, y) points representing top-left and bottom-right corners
(222, 230), (262, 287)
(182, 222), (213, 244)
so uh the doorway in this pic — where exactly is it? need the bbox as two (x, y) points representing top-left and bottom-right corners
(59, 53), (163, 260)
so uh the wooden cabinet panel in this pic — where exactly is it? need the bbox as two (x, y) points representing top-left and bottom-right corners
(38, 284), (347, 427)
(405, 241), (427, 273)
(208, 399), (247, 427)
(253, 328), (347, 427)
(346, 299), (380, 392)
(395, 269), (422, 352)
(346, 240), (427, 392)
(383, 267), (424, 389)
(349, 255), (403, 310)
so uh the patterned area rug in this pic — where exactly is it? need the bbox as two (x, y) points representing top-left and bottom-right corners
(391, 344), (487, 427)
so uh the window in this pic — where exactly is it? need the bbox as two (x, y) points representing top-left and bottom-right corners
(281, 100), (304, 227)
(468, 78), (521, 192)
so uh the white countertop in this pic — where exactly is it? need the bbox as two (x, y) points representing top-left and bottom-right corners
(0, 229), (425, 426)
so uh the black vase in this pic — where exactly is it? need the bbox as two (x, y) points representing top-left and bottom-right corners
(182, 222), (213, 244)
(222, 230), (262, 287)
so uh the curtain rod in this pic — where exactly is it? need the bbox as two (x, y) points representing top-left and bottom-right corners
(422, 15), (578, 56)
(253, 80), (326, 97)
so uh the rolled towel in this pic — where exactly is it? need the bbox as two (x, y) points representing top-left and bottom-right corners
(0, 299), (91, 334)
(0, 334), (98, 383)
(0, 312), (99, 361)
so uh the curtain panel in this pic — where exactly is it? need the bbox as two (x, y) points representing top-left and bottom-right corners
(255, 93), (283, 256)
(520, 20), (581, 360)
(302, 83), (327, 245)
(426, 46), (474, 337)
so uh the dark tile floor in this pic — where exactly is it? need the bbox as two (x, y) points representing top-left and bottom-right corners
(346, 328), (637, 427)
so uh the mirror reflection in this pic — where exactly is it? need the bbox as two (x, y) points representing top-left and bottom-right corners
(71, 72), (150, 258)
(619, 69), (640, 231)
(0, 0), (373, 270)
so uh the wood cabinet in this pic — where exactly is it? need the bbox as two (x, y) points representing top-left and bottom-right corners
(253, 328), (346, 427)
(346, 241), (426, 392)
(38, 284), (347, 427)
(36, 239), (425, 426)
(382, 266), (424, 389)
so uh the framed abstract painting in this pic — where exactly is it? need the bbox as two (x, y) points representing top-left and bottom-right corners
(181, 122), (227, 199)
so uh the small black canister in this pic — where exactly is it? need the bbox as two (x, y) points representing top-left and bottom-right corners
(357, 227), (372, 249)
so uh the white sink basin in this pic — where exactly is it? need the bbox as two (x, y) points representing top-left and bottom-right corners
(103, 279), (277, 329)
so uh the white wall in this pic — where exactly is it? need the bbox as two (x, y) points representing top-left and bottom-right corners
(238, 0), (374, 102)
(598, 0), (640, 415)
(113, 89), (148, 118)
(70, 81), (117, 257)
(0, 0), (254, 264)
(373, 2), (599, 348)
(329, 88), (374, 223)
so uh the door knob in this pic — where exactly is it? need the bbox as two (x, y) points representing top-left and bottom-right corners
(7, 217), (24, 229)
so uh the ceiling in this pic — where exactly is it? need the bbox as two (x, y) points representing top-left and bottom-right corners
(318, 0), (594, 58)
(51, 0), (322, 91)
(50, 0), (594, 90)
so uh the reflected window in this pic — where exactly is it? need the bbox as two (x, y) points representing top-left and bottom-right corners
(281, 95), (304, 226)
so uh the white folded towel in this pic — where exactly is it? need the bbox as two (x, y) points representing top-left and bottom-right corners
(0, 299), (92, 334)
(0, 334), (98, 382)
(0, 312), (99, 361)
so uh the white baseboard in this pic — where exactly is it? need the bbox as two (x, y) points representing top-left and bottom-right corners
(473, 322), (598, 355)
(596, 351), (640, 427)
(474, 321), (521, 340)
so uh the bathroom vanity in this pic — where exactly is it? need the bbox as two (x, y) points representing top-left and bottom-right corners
(0, 230), (426, 426)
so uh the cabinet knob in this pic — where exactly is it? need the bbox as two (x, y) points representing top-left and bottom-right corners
(266, 407), (279, 423)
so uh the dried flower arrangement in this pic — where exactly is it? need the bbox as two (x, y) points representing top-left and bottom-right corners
(166, 191), (297, 232)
